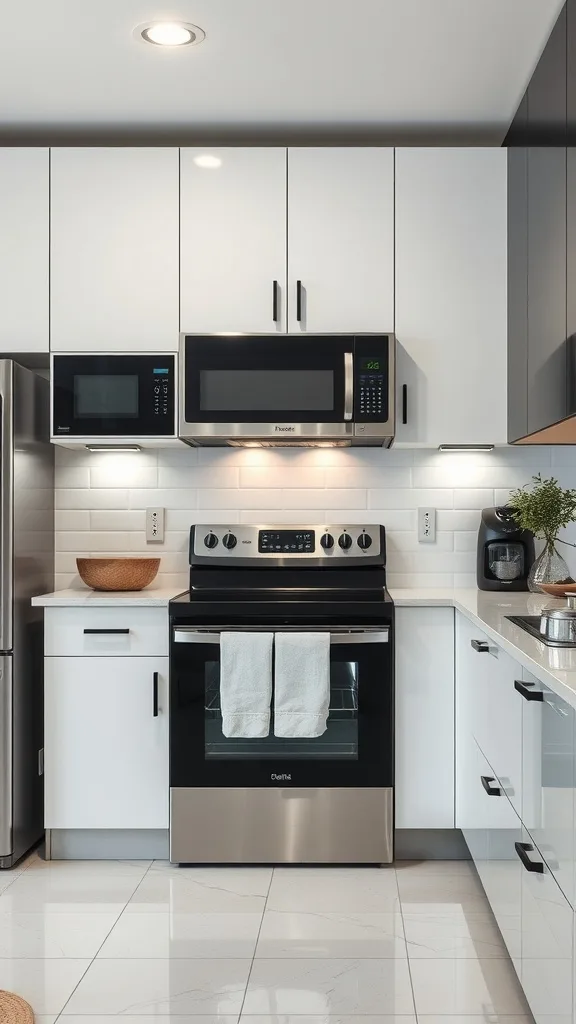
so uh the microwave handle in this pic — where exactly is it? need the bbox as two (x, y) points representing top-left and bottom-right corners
(173, 628), (389, 645)
(344, 352), (353, 421)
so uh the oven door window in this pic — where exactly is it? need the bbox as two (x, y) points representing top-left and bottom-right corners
(52, 355), (175, 436)
(170, 631), (392, 788)
(183, 335), (350, 424)
(205, 656), (359, 760)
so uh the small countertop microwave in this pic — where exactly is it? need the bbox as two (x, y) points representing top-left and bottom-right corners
(51, 353), (179, 448)
(179, 333), (396, 447)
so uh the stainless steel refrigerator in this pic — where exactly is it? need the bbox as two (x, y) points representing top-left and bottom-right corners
(0, 361), (54, 867)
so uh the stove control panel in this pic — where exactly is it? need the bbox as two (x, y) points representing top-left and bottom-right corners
(191, 525), (384, 565)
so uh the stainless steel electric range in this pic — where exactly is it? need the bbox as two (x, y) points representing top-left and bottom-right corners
(169, 524), (394, 865)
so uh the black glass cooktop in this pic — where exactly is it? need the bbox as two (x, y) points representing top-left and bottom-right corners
(506, 615), (576, 648)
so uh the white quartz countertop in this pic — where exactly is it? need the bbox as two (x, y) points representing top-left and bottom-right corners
(31, 587), (184, 607)
(390, 586), (576, 711)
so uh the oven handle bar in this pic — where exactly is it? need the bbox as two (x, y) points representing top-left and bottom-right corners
(173, 627), (389, 645)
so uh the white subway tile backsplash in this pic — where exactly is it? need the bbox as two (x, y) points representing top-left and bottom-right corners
(54, 446), (575, 590)
(368, 488), (454, 509)
(55, 510), (90, 531)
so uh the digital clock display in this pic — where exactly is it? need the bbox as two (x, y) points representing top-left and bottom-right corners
(361, 358), (381, 371)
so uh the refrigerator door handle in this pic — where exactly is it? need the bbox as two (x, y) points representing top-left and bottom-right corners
(0, 365), (13, 653)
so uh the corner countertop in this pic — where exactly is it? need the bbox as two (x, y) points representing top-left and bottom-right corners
(31, 587), (185, 607)
(391, 586), (576, 711)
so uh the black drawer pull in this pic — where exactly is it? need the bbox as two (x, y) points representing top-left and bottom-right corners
(296, 280), (303, 322)
(515, 841), (544, 873)
(514, 679), (544, 702)
(471, 639), (490, 653)
(153, 671), (159, 717)
(272, 280), (279, 323)
(402, 384), (408, 425)
(481, 775), (501, 796)
(83, 628), (130, 635)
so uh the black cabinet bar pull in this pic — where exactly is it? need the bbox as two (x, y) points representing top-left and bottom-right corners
(514, 679), (544, 702)
(515, 841), (544, 873)
(153, 672), (159, 717)
(272, 280), (279, 323)
(480, 775), (501, 796)
(83, 628), (130, 635)
(296, 280), (303, 322)
(402, 384), (408, 425)
(471, 639), (490, 653)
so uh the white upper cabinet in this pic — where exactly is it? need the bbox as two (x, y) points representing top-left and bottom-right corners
(50, 149), (179, 352)
(0, 149), (49, 353)
(395, 148), (507, 446)
(180, 149), (287, 334)
(287, 148), (394, 333)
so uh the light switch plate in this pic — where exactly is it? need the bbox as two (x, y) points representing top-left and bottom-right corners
(418, 507), (436, 543)
(146, 507), (165, 543)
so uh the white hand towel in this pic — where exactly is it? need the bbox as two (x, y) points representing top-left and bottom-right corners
(274, 632), (330, 738)
(220, 632), (274, 738)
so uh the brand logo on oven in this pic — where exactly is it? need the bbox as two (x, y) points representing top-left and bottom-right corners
(271, 773), (292, 781)
(274, 425), (295, 432)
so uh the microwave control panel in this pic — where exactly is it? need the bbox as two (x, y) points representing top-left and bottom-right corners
(153, 368), (171, 417)
(353, 338), (389, 422)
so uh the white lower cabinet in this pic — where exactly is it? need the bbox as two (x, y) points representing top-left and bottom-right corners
(519, 827), (573, 1024)
(395, 607), (454, 827)
(45, 656), (169, 830)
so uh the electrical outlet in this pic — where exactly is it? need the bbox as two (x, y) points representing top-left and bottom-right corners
(146, 507), (165, 543)
(418, 507), (436, 543)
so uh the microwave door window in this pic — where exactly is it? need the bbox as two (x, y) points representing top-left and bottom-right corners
(74, 375), (139, 419)
(200, 370), (334, 413)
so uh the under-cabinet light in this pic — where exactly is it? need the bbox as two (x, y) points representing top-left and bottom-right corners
(438, 444), (494, 452)
(85, 445), (142, 453)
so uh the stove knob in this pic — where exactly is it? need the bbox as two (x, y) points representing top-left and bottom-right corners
(204, 533), (219, 549)
(222, 532), (237, 550)
(320, 533), (334, 550)
(358, 533), (373, 550)
(338, 533), (353, 550)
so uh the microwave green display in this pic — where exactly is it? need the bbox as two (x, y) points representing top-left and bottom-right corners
(361, 358), (381, 371)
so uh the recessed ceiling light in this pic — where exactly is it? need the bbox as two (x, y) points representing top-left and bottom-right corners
(138, 22), (205, 47)
(193, 154), (222, 169)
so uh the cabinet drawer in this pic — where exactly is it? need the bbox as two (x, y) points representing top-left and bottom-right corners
(520, 669), (575, 909)
(518, 827), (573, 1024)
(45, 606), (169, 657)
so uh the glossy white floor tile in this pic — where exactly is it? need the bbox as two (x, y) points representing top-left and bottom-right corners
(63, 957), (252, 1014)
(0, 958), (91, 1014)
(403, 910), (507, 958)
(267, 868), (400, 912)
(409, 957), (531, 1016)
(0, 910), (120, 957)
(98, 911), (262, 958)
(125, 867), (271, 913)
(242, 958), (415, 1015)
(255, 911), (406, 958)
(0, 856), (537, 1024)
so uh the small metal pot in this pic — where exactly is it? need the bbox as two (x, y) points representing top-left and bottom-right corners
(540, 594), (576, 643)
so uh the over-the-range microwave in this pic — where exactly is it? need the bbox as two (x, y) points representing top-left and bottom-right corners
(179, 333), (396, 447)
(51, 353), (179, 449)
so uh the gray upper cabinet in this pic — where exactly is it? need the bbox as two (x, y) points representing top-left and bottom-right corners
(506, 3), (570, 443)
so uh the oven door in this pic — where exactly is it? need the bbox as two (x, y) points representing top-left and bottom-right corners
(51, 354), (176, 438)
(170, 626), (393, 789)
(179, 334), (355, 439)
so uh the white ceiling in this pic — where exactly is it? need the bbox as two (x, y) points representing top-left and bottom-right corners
(0, 0), (565, 139)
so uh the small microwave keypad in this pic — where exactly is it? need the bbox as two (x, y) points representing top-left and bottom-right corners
(359, 373), (385, 419)
(153, 369), (171, 416)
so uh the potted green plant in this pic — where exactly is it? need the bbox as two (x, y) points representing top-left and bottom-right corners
(508, 474), (576, 592)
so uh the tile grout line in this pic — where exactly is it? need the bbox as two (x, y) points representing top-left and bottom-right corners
(52, 858), (156, 1021)
(235, 866), (274, 1021)
(395, 867), (419, 1021)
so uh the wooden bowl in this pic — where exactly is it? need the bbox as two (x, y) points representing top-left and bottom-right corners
(76, 557), (160, 592)
(539, 582), (576, 598)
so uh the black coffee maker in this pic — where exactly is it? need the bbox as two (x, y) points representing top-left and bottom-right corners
(477, 507), (535, 591)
